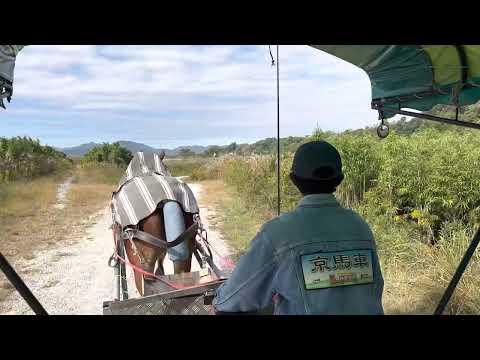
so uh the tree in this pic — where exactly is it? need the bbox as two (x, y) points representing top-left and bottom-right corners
(82, 142), (132, 167)
(225, 142), (237, 153)
(205, 145), (223, 157)
(179, 148), (195, 158)
(0, 136), (70, 181)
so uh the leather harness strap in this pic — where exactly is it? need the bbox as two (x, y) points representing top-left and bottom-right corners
(122, 222), (199, 249)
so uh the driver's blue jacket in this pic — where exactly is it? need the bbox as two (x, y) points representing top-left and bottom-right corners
(212, 194), (384, 315)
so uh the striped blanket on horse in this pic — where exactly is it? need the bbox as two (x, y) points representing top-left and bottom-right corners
(111, 152), (199, 228)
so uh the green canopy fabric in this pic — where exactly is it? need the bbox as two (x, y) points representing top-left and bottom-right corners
(310, 45), (480, 118)
(0, 45), (25, 108)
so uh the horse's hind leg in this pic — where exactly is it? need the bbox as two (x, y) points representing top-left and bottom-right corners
(124, 212), (166, 295)
(140, 212), (167, 277)
(155, 249), (166, 276)
(124, 238), (156, 295)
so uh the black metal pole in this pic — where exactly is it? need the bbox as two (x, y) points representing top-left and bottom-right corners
(276, 45), (281, 217)
(434, 227), (480, 315)
(0, 252), (48, 315)
(118, 237), (128, 300)
(372, 105), (480, 131)
(112, 228), (121, 301)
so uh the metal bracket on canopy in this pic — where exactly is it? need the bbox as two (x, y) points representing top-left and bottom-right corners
(372, 102), (480, 131)
(376, 110), (390, 138)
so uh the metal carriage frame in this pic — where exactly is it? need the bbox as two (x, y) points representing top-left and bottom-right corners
(2, 45), (480, 315)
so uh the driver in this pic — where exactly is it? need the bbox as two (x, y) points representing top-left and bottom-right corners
(212, 140), (384, 315)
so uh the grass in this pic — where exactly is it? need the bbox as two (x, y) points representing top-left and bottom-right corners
(197, 180), (265, 260)
(219, 197), (265, 260)
(0, 174), (70, 303)
(68, 183), (114, 208)
(169, 154), (480, 314)
(73, 163), (124, 186)
(197, 175), (480, 315)
(164, 158), (208, 178)
(0, 177), (59, 217)
(364, 213), (480, 315)
(0, 164), (123, 308)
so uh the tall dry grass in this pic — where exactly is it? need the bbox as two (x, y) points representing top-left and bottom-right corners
(164, 158), (209, 178)
(74, 162), (124, 186)
(0, 164), (124, 306)
(0, 177), (59, 218)
(184, 137), (480, 314)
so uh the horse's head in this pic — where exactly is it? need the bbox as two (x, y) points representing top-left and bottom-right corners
(158, 150), (165, 161)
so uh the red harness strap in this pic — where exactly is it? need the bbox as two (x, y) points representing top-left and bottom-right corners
(112, 227), (225, 291)
(111, 218), (235, 292)
(208, 245), (235, 270)
(113, 252), (222, 291)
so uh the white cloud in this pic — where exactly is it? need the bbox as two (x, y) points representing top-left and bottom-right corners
(5, 45), (379, 147)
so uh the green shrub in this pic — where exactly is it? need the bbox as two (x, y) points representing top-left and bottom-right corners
(81, 142), (132, 168)
(164, 158), (207, 177)
(214, 121), (480, 314)
(0, 136), (72, 182)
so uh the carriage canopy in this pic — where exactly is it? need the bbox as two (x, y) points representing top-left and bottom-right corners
(2, 44), (480, 315)
(0, 45), (25, 108)
(310, 45), (480, 118)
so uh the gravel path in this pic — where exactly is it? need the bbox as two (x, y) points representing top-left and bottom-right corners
(0, 181), (231, 315)
(53, 176), (74, 210)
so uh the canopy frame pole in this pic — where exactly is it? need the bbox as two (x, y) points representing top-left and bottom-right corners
(434, 226), (480, 314)
(372, 104), (480, 131)
(0, 252), (48, 315)
(454, 45), (469, 86)
(276, 45), (280, 216)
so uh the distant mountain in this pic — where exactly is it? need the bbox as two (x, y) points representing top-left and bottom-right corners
(61, 142), (100, 156)
(61, 140), (208, 156)
(117, 141), (158, 154)
(168, 145), (207, 155)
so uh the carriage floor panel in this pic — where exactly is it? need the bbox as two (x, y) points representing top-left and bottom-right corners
(103, 280), (224, 315)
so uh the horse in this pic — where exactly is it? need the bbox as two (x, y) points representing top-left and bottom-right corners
(111, 151), (200, 296)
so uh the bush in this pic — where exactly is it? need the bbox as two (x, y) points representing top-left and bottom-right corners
(81, 142), (132, 168)
(215, 125), (480, 313)
(164, 158), (208, 178)
(0, 136), (72, 182)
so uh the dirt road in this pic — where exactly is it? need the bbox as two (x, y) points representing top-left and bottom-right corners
(0, 181), (231, 315)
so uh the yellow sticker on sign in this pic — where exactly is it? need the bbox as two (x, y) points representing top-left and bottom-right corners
(301, 250), (374, 290)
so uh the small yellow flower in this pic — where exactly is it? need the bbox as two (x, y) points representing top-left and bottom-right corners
(411, 209), (422, 219)
(394, 215), (401, 222)
(418, 219), (426, 225)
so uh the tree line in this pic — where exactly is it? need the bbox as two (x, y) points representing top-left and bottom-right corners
(0, 136), (71, 182)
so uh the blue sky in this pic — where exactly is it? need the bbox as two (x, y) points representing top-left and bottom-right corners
(1, 45), (382, 149)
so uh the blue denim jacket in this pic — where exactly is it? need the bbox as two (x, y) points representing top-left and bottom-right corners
(213, 194), (384, 315)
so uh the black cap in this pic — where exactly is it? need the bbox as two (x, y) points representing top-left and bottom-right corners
(291, 141), (343, 181)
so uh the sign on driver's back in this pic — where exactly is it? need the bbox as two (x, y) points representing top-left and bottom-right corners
(301, 249), (374, 290)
